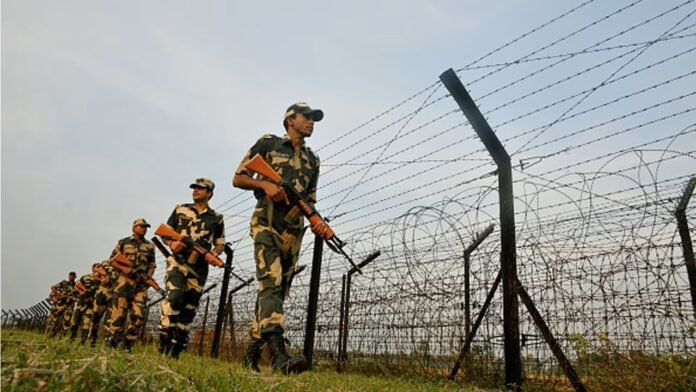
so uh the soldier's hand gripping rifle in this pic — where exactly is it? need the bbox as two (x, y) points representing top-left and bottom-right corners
(110, 253), (165, 296)
(154, 224), (233, 272)
(94, 266), (111, 285)
(75, 282), (89, 296)
(245, 154), (362, 274)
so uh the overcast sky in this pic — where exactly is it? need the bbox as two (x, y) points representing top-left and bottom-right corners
(3, 1), (693, 310)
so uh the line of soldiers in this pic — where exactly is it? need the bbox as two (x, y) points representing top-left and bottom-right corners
(43, 102), (328, 375)
(45, 218), (156, 351)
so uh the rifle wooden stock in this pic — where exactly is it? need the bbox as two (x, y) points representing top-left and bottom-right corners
(154, 224), (225, 268)
(75, 282), (88, 296)
(246, 154), (336, 238)
(245, 154), (362, 273)
(110, 252), (164, 294)
(152, 236), (204, 280)
(94, 266), (110, 285)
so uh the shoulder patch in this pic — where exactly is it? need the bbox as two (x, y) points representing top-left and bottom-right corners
(261, 134), (279, 140)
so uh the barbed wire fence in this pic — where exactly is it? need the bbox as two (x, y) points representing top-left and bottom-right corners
(5, 0), (695, 389)
(152, 0), (696, 388)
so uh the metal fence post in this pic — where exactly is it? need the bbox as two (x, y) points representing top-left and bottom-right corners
(200, 296), (211, 355)
(304, 234), (324, 369)
(337, 251), (380, 372)
(676, 177), (696, 318)
(212, 243), (234, 358)
(440, 68), (521, 389)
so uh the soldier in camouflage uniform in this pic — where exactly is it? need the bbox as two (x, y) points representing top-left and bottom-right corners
(106, 218), (156, 351)
(232, 102), (330, 374)
(69, 264), (100, 344)
(158, 178), (225, 358)
(89, 259), (117, 347)
(47, 272), (77, 337)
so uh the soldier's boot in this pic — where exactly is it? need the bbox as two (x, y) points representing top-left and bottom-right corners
(69, 328), (78, 342)
(168, 327), (187, 360)
(106, 335), (120, 349)
(80, 330), (89, 345)
(266, 333), (307, 375)
(89, 323), (99, 347)
(122, 339), (133, 353)
(242, 339), (264, 372)
(158, 330), (170, 355)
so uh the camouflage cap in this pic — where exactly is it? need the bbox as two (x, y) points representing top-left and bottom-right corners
(284, 102), (324, 122)
(190, 177), (215, 191)
(132, 217), (151, 228)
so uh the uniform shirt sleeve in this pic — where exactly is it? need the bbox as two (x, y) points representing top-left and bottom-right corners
(213, 215), (226, 247)
(146, 244), (156, 269)
(109, 239), (122, 259)
(307, 155), (320, 202)
(235, 136), (269, 176)
(166, 207), (178, 229)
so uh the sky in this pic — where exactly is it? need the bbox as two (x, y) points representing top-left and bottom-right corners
(2, 0), (694, 310)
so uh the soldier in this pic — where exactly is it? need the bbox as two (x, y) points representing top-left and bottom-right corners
(89, 259), (117, 347)
(232, 102), (330, 374)
(69, 264), (100, 344)
(47, 272), (77, 337)
(158, 178), (225, 358)
(105, 218), (156, 351)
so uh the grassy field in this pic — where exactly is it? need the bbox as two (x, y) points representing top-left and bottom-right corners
(0, 329), (492, 391)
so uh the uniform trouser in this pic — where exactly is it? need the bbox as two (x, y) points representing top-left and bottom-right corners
(90, 284), (114, 340)
(46, 303), (59, 334)
(159, 256), (207, 345)
(107, 275), (148, 343)
(250, 230), (302, 340)
(61, 301), (75, 334)
(70, 296), (94, 337)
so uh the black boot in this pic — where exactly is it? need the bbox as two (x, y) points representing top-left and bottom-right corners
(168, 328), (187, 359)
(158, 330), (170, 355)
(80, 330), (88, 345)
(242, 339), (264, 372)
(69, 328), (78, 342)
(89, 323), (99, 348)
(265, 333), (307, 374)
(107, 336), (119, 349)
(122, 339), (133, 353)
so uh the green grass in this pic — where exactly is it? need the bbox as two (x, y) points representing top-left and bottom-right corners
(1, 329), (491, 391)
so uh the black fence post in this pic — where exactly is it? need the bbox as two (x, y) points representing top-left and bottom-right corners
(464, 224), (495, 337)
(336, 251), (380, 372)
(304, 234), (324, 369)
(200, 296), (211, 355)
(211, 243), (234, 358)
(441, 68), (586, 392)
(440, 68), (521, 389)
(337, 274), (347, 372)
(676, 177), (696, 318)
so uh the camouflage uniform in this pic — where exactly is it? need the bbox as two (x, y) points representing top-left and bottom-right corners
(47, 279), (76, 337)
(70, 273), (97, 343)
(159, 198), (225, 356)
(235, 133), (319, 339)
(90, 260), (117, 346)
(106, 234), (156, 348)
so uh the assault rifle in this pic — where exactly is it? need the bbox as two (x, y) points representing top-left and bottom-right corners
(154, 224), (231, 271)
(151, 236), (201, 280)
(110, 252), (165, 296)
(245, 154), (362, 274)
(94, 266), (110, 285)
(75, 281), (88, 296)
